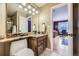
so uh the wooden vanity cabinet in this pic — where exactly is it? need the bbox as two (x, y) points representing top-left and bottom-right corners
(28, 35), (47, 56)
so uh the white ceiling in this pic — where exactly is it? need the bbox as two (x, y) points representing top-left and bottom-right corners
(35, 3), (46, 7)
(7, 3), (46, 16)
(7, 3), (26, 16)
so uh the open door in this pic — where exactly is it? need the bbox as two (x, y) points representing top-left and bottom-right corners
(51, 4), (73, 56)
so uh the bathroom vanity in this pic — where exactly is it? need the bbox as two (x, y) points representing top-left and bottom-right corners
(0, 34), (47, 56)
(28, 34), (47, 56)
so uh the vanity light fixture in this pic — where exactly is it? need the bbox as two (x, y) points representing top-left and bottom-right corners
(18, 3), (39, 16)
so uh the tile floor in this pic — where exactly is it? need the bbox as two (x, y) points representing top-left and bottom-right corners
(40, 48), (60, 56)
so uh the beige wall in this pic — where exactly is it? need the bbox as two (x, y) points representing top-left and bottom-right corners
(17, 11), (27, 17)
(32, 14), (39, 32)
(32, 3), (59, 50)
(0, 3), (6, 38)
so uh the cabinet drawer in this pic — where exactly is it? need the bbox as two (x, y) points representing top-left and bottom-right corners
(38, 45), (43, 55)
(37, 38), (43, 42)
(28, 35), (48, 56)
(38, 40), (43, 46)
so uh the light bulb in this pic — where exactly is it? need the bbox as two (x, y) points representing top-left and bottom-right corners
(32, 8), (35, 11)
(28, 5), (32, 9)
(24, 8), (27, 11)
(18, 5), (23, 8)
(28, 10), (32, 13)
(36, 11), (39, 14)
(32, 13), (35, 15)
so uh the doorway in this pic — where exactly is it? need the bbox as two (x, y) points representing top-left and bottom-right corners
(27, 17), (32, 32)
(51, 4), (73, 56)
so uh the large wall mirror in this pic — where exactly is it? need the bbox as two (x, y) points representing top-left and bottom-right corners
(18, 16), (32, 33)
(18, 16), (28, 33)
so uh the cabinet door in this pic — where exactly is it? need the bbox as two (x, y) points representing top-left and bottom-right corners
(38, 45), (43, 55)
(0, 43), (5, 56)
(30, 38), (37, 55)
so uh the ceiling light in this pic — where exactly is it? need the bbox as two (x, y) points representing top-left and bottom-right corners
(24, 8), (28, 11)
(18, 5), (23, 8)
(36, 11), (39, 14)
(28, 5), (32, 9)
(32, 13), (35, 15)
(28, 10), (32, 14)
(32, 8), (35, 11)
(22, 3), (26, 6)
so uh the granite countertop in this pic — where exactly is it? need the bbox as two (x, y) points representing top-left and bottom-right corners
(0, 34), (47, 43)
(28, 34), (47, 37)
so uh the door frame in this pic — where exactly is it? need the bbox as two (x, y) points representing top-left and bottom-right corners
(50, 3), (73, 55)
(26, 16), (32, 32)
